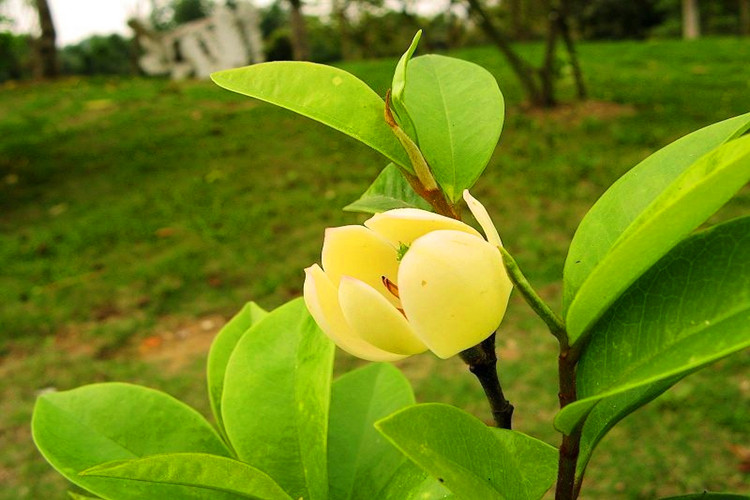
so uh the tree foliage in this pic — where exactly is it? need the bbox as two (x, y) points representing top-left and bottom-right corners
(60, 34), (134, 76)
(0, 32), (32, 81)
(150, 0), (214, 31)
(572, 0), (667, 40)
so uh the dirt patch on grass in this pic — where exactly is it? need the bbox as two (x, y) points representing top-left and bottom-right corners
(0, 313), (228, 377)
(523, 99), (636, 126)
(124, 314), (227, 373)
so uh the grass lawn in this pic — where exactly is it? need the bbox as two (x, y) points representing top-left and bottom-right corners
(1, 37), (749, 498)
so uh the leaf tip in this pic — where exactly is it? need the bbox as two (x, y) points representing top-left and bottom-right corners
(412, 30), (423, 46)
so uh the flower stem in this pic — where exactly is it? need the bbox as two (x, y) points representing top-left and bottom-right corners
(497, 246), (567, 347)
(459, 333), (514, 429)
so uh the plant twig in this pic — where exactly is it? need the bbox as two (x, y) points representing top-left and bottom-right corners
(497, 246), (567, 346)
(459, 333), (514, 429)
(555, 347), (581, 500)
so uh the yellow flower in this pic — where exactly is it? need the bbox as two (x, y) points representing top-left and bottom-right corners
(303, 191), (512, 360)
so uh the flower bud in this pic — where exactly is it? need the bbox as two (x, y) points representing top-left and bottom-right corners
(303, 191), (512, 360)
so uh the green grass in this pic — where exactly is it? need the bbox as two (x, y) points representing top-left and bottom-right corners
(1, 38), (749, 498)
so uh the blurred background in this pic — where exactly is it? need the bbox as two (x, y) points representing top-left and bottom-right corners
(1, 0), (749, 498)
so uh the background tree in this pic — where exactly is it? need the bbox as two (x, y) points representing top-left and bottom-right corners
(0, 32), (32, 81)
(506, 0), (529, 39)
(149, 0), (213, 30)
(59, 34), (134, 76)
(173, 0), (212, 24)
(572, 0), (666, 39)
(682, 0), (700, 38)
(33, 0), (57, 78)
(331, 0), (383, 60)
(466, 0), (586, 107)
(287, 0), (309, 60)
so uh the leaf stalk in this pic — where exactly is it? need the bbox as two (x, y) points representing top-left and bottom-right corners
(496, 246), (583, 499)
(497, 246), (567, 347)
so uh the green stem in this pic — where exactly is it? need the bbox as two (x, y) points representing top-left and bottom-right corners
(497, 246), (567, 347)
(496, 246), (583, 499)
(384, 90), (439, 191)
(384, 89), (459, 219)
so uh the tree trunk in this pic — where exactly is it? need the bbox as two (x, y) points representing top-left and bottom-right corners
(682, 0), (700, 39)
(445, 0), (462, 49)
(740, 0), (750, 36)
(466, 0), (585, 108)
(465, 0), (543, 105)
(507, 0), (526, 40)
(34, 0), (58, 78)
(558, 0), (587, 99)
(540, 2), (559, 108)
(287, 0), (309, 60)
(333, 0), (353, 60)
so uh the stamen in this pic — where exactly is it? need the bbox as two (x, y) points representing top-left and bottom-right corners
(381, 275), (400, 299)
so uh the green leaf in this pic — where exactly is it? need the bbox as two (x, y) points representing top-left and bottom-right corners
(379, 463), (455, 500)
(32, 383), (231, 500)
(221, 298), (334, 500)
(555, 216), (750, 436)
(329, 363), (416, 500)
(207, 301), (268, 443)
(402, 55), (504, 201)
(343, 163), (431, 214)
(575, 375), (683, 479)
(67, 493), (101, 500)
(211, 62), (410, 169)
(376, 403), (557, 500)
(81, 453), (292, 500)
(391, 31), (421, 140)
(564, 113), (750, 345)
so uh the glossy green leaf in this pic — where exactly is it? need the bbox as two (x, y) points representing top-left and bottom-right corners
(555, 217), (750, 436)
(329, 363), (416, 500)
(376, 403), (557, 500)
(575, 375), (683, 479)
(32, 383), (231, 500)
(207, 302), (267, 443)
(390, 31), (421, 139)
(379, 463), (454, 500)
(222, 298), (334, 500)
(67, 493), (100, 500)
(211, 63), (410, 169)
(81, 453), (292, 500)
(343, 163), (431, 214)
(564, 113), (750, 345)
(402, 55), (504, 201)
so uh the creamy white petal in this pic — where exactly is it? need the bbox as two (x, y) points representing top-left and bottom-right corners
(338, 277), (427, 355)
(463, 190), (503, 248)
(364, 208), (480, 247)
(321, 225), (401, 308)
(303, 265), (406, 362)
(398, 230), (513, 359)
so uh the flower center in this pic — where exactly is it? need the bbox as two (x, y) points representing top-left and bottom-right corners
(381, 275), (400, 299)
